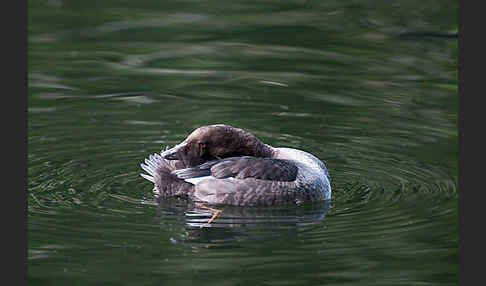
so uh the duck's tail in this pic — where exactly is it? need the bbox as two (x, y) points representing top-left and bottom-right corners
(140, 152), (194, 198)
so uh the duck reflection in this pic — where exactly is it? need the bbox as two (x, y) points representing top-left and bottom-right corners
(155, 198), (331, 247)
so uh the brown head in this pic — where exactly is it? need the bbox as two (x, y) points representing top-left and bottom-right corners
(161, 124), (273, 167)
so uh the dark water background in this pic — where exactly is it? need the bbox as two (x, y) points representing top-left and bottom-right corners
(28, 0), (458, 285)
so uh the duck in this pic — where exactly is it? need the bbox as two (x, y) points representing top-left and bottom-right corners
(140, 124), (331, 207)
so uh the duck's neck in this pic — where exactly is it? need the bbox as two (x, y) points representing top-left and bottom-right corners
(257, 143), (275, 158)
(234, 129), (275, 158)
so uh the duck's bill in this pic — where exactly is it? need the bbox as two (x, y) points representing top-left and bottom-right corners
(160, 142), (186, 160)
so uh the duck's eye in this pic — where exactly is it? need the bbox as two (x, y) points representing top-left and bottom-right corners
(198, 142), (207, 156)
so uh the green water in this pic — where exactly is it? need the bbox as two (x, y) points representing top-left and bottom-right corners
(28, 0), (458, 285)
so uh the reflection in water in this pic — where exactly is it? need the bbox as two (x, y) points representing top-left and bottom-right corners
(155, 198), (331, 246)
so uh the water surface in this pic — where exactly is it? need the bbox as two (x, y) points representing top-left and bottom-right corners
(28, 1), (458, 285)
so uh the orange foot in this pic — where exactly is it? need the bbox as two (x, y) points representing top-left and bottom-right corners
(197, 204), (223, 228)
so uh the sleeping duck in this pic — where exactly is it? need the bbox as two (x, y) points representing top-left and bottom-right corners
(140, 124), (331, 206)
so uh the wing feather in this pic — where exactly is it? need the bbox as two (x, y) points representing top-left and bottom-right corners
(172, 156), (298, 182)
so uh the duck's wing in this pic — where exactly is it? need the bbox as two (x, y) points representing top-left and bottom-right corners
(171, 157), (304, 206)
(172, 156), (298, 182)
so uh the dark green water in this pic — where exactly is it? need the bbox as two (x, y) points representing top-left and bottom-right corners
(28, 1), (458, 285)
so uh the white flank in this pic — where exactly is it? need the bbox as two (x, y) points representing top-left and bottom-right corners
(184, 176), (213, 185)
